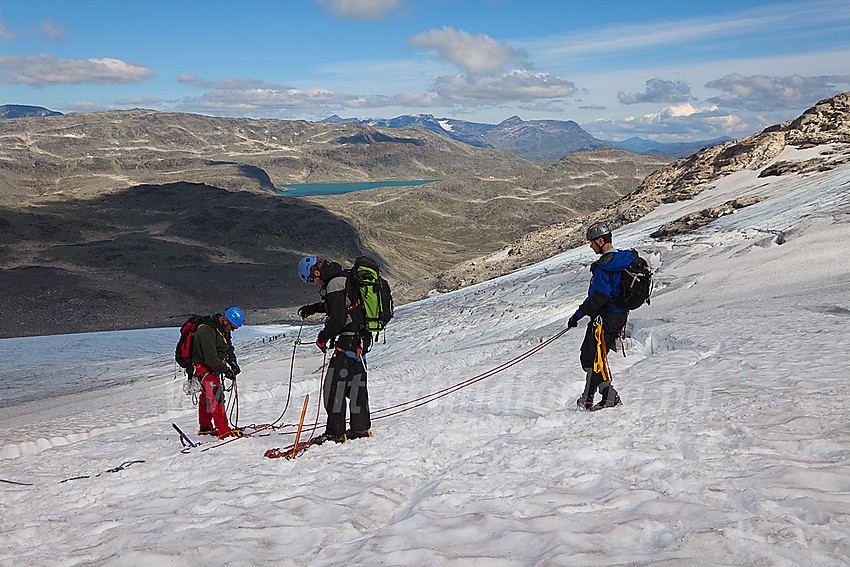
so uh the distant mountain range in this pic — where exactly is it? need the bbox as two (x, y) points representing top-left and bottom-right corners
(1, 103), (728, 159)
(326, 114), (609, 160)
(323, 113), (730, 159)
(0, 104), (62, 119)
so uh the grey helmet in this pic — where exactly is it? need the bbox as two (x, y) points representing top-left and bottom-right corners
(586, 221), (612, 241)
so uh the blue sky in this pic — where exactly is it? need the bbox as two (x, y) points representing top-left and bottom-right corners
(1, 0), (849, 142)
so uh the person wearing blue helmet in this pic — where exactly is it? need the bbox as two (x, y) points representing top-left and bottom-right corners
(193, 307), (245, 438)
(567, 222), (630, 411)
(298, 255), (318, 284)
(297, 256), (371, 445)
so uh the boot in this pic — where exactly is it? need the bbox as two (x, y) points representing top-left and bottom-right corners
(310, 431), (346, 445)
(590, 395), (622, 411)
(197, 426), (216, 436)
(345, 429), (372, 440)
(217, 427), (244, 439)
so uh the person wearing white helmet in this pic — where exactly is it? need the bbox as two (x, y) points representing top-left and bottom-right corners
(567, 222), (632, 411)
(297, 256), (372, 445)
(192, 307), (245, 439)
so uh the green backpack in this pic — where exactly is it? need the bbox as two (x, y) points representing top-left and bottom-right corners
(351, 256), (394, 341)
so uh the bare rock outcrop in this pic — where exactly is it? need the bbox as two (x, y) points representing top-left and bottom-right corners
(649, 197), (766, 238)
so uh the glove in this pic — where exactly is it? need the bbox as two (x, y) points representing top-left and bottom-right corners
(298, 304), (321, 319)
(568, 313), (581, 329)
(316, 339), (328, 353)
(222, 368), (236, 380)
(229, 361), (241, 375)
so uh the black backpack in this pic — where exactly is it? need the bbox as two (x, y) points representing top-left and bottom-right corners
(175, 315), (214, 374)
(615, 250), (652, 310)
(350, 256), (394, 341)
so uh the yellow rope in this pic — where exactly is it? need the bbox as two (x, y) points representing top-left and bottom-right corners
(594, 322), (605, 374)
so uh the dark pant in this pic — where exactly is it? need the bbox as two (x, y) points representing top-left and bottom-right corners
(579, 311), (627, 404)
(323, 343), (370, 436)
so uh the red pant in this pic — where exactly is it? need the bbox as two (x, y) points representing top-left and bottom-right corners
(197, 366), (230, 436)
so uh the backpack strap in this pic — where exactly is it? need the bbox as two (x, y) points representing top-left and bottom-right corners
(591, 251), (616, 271)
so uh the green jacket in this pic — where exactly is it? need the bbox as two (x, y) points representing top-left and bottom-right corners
(192, 317), (236, 374)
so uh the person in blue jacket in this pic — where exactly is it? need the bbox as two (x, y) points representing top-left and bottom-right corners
(567, 221), (632, 410)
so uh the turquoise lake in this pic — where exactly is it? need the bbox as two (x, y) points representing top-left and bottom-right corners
(276, 179), (440, 197)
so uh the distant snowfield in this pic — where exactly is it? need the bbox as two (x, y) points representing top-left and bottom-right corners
(1, 145), (849, 566)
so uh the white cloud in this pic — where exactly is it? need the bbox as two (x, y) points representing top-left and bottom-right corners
(315, 0), (406, 20)
(409, 26), (525, 76)
(520, 100), (566, 113)
(618, 78), (693, 105)
(176, 84), (393, 116)
(657, 103), (704, 118)
(433, 70), (576, 104)
(706, 73), (850, 110)
(39, 20), (67, 41)
(405, 27), (577, 109)
(0, 54), (156, 87)
(588, 102), (755, 139)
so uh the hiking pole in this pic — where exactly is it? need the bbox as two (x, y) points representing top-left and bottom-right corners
(290, 395), (310, 459)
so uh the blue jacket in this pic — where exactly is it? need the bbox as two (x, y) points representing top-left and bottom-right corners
(574, 248), (635, 320)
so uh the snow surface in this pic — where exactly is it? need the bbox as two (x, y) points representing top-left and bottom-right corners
(1, 145), (850, 566)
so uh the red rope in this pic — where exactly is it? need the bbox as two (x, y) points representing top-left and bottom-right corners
(371, 326), (571, 420)
(207, 326), (572, 454)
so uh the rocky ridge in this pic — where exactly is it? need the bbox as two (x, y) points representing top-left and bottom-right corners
(402, 91), (850, 299)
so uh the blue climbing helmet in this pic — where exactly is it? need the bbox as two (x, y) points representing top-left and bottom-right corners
(224, 307), (245, 328)
(298, 255), (318, 283)
(586, 221), (612, 241)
